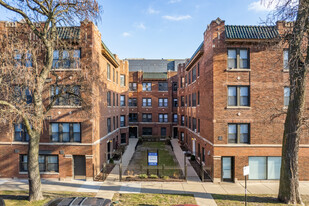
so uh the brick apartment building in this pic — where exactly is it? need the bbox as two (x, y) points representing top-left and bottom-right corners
(177, 18), (309, 182)
(0, 21), (129, 180)
(127, 59), (185, 139)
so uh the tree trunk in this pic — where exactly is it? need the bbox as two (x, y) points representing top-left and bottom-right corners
(27, 130), (43, 201)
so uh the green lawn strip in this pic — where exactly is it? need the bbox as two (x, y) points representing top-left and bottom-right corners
(112, 193), (196, 206)
(212, 194), (309, 206)
(0, 190), (96, 206)
(140, 142), (181, 177)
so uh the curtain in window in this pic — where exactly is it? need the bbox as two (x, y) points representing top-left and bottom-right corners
(228, 49), (237, 68)
(228, 87), (237, 106)
(228, 124), (237, 143)
(239, 49), (248, 68)
(249, 157), (266, 179)
(267, 157), (281, 179)
(62, 123), (70, 142)
(73, 123), (81, 142)
(47, 156), (58, 172)
(284, 87), (290, 106)
(51, 123), (59, 142)
(240, 87), (249, 106)
(240, 124), (249, 143)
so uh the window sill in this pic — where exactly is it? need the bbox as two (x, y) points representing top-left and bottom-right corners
(158, 91), (168, 92)
(142, 106), (152, 108)
(283, 106), (288, 109)
(226, 68), (251, 72)
(158, 107), (168, 108)
(129, 106), (137, 108)
(52, 106), (82, 109)
(282, 69), (289, 73)
(19, 172), (59, 175)
(226, 106), (251, 110)
(51, 68), (81, 71)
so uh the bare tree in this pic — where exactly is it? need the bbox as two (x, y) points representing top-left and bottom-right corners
(263, 0), (309, 204)
(0, 0), (100, 201)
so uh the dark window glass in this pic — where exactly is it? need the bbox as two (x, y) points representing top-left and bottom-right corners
(142, 82), (152, 91)
(50, 85), (81, 106)
(158, 82), (168, 91)
(129, 113), (138, 122)
(107, 118), (111, 133)
(14, 124), (29, 142)
(161, 127), (167, 137)
(142, 98), (152, 107)
(129, 82), (137, 91)
(228, 86), (249, 107)
(120, 115), (125, 127)
(128, 98), (137, 106)
(52, 49), (80, 69)
(50, 123), (81, 142)
(20, 154), (58, 172)
(120, 95), (126, 106)
(142, 113), (152, 122)
(228, 123), (250, 144)
(142, 127), (152, 135)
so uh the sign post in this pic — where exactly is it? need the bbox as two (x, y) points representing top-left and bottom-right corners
(147, 150), (159, 176)
(243, 166), (249, 206)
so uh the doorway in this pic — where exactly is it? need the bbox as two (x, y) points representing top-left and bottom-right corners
(129, 127), (138, 138)
(73, 155), (86, 180)
(173, 127), (178, 139)
(222, 157), (234, 182)
(107, 141), (111, 160)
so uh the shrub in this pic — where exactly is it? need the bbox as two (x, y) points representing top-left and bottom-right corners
(109, 158), (114, 164)
(149, 174), (158, 179)
(190, 155), (196, 161)
(162, 176), (169, 180)
(139, 174), (148, 179)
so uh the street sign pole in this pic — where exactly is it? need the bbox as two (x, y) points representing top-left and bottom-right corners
(243, 165), (249, 206)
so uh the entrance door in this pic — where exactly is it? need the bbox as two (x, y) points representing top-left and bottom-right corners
(173, 127), (178, 139)
(129, 127), (138, 138)
(222, 157), (234, 182)
(73, 155), (86, 179)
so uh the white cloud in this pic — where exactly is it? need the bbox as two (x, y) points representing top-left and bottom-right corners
(162, 15), (192, 21)
(147, 6), (160, 14)
(135, 23), (146, 30)
(248, 0), (277, 12)
(122, 32), (131, 37)
(168, 0), (181, 4)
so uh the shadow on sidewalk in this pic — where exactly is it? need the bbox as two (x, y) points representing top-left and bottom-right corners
(212, 194), (282, 204)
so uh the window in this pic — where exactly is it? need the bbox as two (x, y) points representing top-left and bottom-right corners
(159, 114), (168, 122)
(173, 83), (177, 91)
(107, 63), (111, 80)
(142, 98), (152, 107)
(198, 119), (200, 133)
(192, 118), (197, 132)
(113, 93), (115, 106)
(142, 113), (152, 122)
(189, 94), (191, 107)
(185, 96), (187, 106)
(120, 74), (126, 86)
(116, 71), (119, 84)
(14, 124), (29, 142)
(189, 117), (191, 129)
(120, 115), (125, 127)
(188, 72), (191, 84)
(158, 82), (168, 91)
(128, 98), (137, 107)
(192, 93), (196, 107)
(50, 123), (81, 142)
(161, 127), (167, 137)
(129, 82), (137, 91)
(116, 116), (118, 128)
(113, 117), (115, 130)
(158, 98), (168, 107)
(50, 85), (80, 106)
(142, 82), (152, 91)
(197, 62), (200, 76)
(249, 157), (281, 180)
(283, 50), (289, 70)
(185, 75), (187, 86)
(181, 77), (184, 88)
(129, 113), (138, 122)
(181, 132), (184, 141)
(228, 123), (250, 143)
(14, 51), (32, 67)
(120, 95), (126, 106)
(116, 94), (118, 106)
(142, 127), (152, 135)
(284, 87), (290, 107)
(228, 86), (249, 106)
(192, 66), (196, 82)
(181, 115), (184, 126)
(113, 68), (115, 82)
(107, 118), (111, 133)
(107, 91), (111, 106)
(181, 96), (184, 107)
(198, 91), (200, 105)
(228, 49), (249, 69)
(173, 98), (178, 107)
(52, 49), (80, 69)
(173, 114), (178, 123)
(20, 154), (58, 172)
(14, 86), (32, 104)
(121, 133), (126, 144)
(185, 116), (187, 127)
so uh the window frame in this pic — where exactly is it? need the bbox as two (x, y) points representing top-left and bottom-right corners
(284, 87), (290, 107)
(228, 123), (250, 144)
(129, 113), (138, 122)
(120, 115), (126, 127)
(227, 86), (250, 107)
(50, 122), (81, 143)
(142, 98), (152, 107)
(158, 82), (168, 91)
(142, 82), (152, 91)
(142, 113), (152, 122)
(227, 48), (250, 69)
(20, 154), (59, 173)
(128, 98), (137, 107)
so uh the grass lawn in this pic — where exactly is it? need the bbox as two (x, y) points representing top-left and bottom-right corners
(212, 194), (309, 205)
(0, 190), (96, 206)
(139, 142), (181, 177)
(112, 193), (196, 206)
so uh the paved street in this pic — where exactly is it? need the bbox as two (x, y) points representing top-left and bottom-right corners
(1, 139), (309, 206)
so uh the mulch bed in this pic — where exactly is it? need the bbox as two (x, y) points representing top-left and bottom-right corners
(95, 163), (116, 181)
(125, 177), (185, 182)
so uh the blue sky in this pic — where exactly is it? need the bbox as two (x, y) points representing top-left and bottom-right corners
(0, 0), (275, 59)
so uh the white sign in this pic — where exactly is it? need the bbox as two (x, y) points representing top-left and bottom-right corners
(148, 153), (158, 166)
(243, 166), (250, 176)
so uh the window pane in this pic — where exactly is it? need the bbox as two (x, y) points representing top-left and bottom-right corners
(284, 87), (290, 106)
(228, 87), (237, 106)
(222, 157), (232, 179)
(51, 123), (59, 142)
(240, 87), (249, 106)
(73, 133), (81, 142)
(283, 50), (289, 70)
(228, 124), (237, 143)
(14, 124), (23, 141)
(267, 157), (281, 179)
(249, 157), (266, 180)
(73, 124), (80, 132)
(239, 49), (248, 68)
(228, 49), (236, 68)
(240, 124), (249, 143)
(62, 123), (70, 142)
